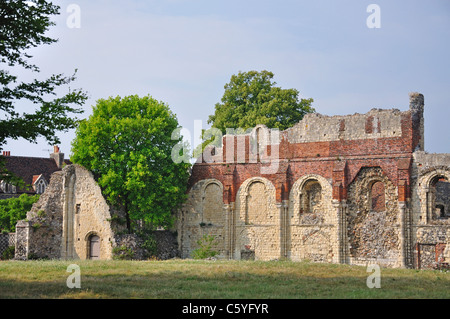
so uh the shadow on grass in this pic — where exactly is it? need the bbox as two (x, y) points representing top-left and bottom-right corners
(0, 270), (448, 299)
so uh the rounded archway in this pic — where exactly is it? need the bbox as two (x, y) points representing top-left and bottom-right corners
(418, 169), (450, 223)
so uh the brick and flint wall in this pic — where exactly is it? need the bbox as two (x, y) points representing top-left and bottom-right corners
(177, 93), (449, 268)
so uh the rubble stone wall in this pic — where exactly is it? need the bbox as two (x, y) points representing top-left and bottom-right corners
(15, 165), (122, 260)
(234, 177), (279, 261)
(178, 93), (449, 268)
(346, 167), (401, 268)
(176, 179), (226, 259)
(411, 152), (450, 268)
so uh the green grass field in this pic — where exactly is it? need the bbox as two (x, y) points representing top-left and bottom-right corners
(0, 259), (449, 299)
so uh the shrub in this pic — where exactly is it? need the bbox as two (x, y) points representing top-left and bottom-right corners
(142, 235), (157, 258)
(31, 222), (42, 230)
(192, 234), (219, 259)
(37, 210), (46, 218)
(1, 246), (15, 260)
(112, 245), (135, 260)
(135, 226), (158, 258)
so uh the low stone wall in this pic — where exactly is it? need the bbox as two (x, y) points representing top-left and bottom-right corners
(153, 230), (179, 260)
(114, 230), (179, 260)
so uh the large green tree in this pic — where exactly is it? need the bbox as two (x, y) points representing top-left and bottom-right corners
(0, 0), (87, 184)
(208, 70), (314, 133)
(71, 95), (191, 232)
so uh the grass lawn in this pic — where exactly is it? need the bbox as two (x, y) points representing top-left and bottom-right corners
(0, 259), (449, 299)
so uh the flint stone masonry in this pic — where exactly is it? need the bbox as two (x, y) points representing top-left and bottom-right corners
(347, 167), (401, 268)
(114, 230), (179, 260)
(179, 92), (450, 268)
(13, 164), (180, 261)
(411, 151), (450, 268)
(284, 108), (403, 144)
(8, 92), (449, 269)
(14, 164), (126, 260)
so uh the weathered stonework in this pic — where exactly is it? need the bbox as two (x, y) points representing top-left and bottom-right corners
(9, 92), (448, 268)
(14, 164), (126, 260)
(178, 92), (450, 269)
(347, 167), (401, 268)
(411, 151), (450, 269)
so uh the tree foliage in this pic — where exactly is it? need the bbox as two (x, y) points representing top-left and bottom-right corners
(0, 0), (87, 183)
(208, 70), (314, 133)
(0, 194), (40, 233)
(71, 95), (191, 231)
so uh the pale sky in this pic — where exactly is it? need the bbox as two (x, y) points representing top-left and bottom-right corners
(4, 0), (450, 158)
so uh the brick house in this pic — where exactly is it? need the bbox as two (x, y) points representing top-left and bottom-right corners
(0, 146), (70, 199)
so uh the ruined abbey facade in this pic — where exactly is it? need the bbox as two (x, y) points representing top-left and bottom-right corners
(4, 92), (449, 269)
(177, 93), (450, 269)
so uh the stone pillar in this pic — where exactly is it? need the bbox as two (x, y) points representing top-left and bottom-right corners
(277, 200), (289, 259)
(425, 188), (431, 224)
(402, 202), (414, 269)
(14, 220), (31, 260)
(409, 92), (424, 152)
(61, 172), (76, 259)
(225, 203), (236, 260)
(398, 202), (406, 268)
(282, 200), (289, 260)
(224, 203), (235, 260)
(333, 199), (348, 264)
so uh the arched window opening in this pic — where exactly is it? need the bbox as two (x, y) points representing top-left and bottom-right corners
(300, 180), (322, 214)
(431, 176), (450, 220)
(36, 179), (46, 194)
(1, 181), (16, 194)
(435, 204), (445, 218)
(370, 181), (385, 212)
(246, 181), (268, 224)
(202, 182), (222, 225)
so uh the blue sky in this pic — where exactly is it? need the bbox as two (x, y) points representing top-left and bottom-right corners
(5, 0), (450, 157)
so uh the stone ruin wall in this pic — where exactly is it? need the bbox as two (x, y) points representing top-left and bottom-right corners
(287, 174), (336, 264)
(11, 163), (180, 261)
(178, 93), (450, 268)
(15, 169), (65, 260)
(7, 92), (449, 268)
(15, 164), (123, 260)
(346, 167), (401, 268)
(177, 179), (227, 258)
(234, 177), (279, 261)
(411, 151), (450, 269)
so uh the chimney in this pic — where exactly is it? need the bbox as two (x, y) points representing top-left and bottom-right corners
(2, 151), (10, 156)
(50, 146), (65, 168)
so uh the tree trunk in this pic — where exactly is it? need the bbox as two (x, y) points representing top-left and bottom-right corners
(125, 200), (131, 233)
